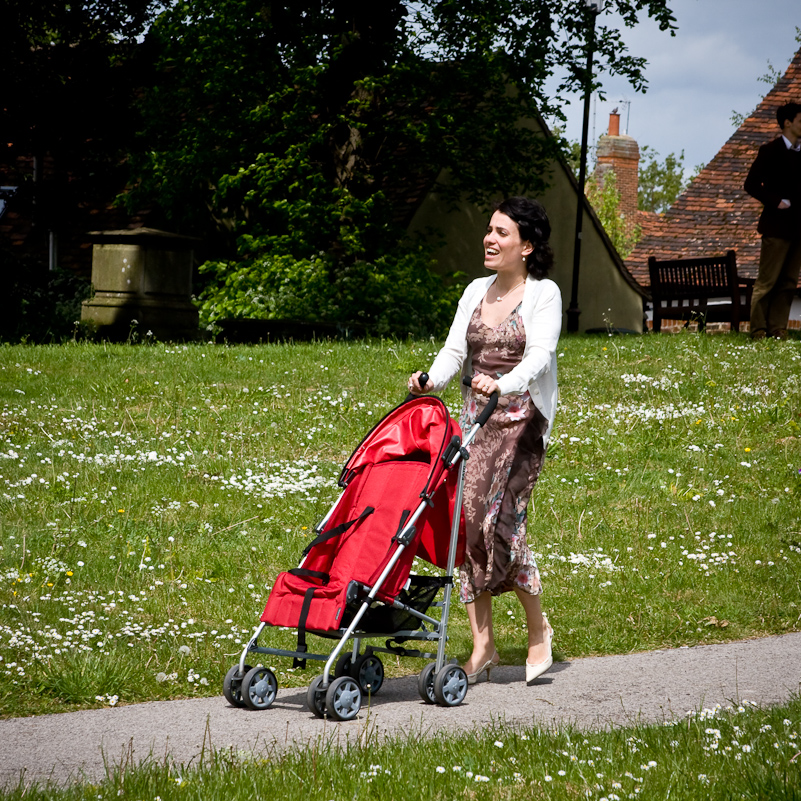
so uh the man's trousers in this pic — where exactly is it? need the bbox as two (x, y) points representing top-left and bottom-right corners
(750, 235), (801, 336)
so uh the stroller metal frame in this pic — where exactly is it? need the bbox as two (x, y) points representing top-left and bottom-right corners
(223, 376), (497, 720)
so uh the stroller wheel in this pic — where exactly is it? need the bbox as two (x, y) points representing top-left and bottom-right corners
(223, 664), (253, 707)
(433, 664), (468, 707)
(242, 666), (278, 710)
(351, 654), (384, 695)
(417, 662), (437, 704)
(334, 652), (354, 678)
(325, 675), (362, 721)
(306, 675), (327, 718)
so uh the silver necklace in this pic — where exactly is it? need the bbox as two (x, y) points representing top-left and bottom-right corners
(494, 278), (525, 302)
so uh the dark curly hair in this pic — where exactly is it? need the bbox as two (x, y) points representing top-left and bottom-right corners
(494, 197), (554, 280)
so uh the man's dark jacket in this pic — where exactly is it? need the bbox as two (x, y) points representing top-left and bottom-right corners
(744, 136), (801, 240)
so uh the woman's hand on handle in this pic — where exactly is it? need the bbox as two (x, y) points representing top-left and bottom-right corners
(407, 371), (433, 395)
(471, 373), (499, 398)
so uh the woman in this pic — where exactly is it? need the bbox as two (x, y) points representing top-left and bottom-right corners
(408, 196), (561, 685)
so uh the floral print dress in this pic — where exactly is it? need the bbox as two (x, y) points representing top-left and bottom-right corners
(458, 303), (548, 604)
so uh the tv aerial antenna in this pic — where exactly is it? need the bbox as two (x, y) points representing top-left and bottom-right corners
(617, 99), (632, 135)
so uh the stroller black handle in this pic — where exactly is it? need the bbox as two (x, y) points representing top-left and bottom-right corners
(462, 376), (499, 426)
(404, 372), (431, 403)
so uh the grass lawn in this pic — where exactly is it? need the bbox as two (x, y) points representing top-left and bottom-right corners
(1, 332), (799, 797)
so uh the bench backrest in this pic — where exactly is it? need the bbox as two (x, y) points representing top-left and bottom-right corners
(647, 250), (750, 331)
(648, 251), (738, 299)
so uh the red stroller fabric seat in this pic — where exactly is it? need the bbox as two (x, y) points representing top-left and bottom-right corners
(261, 397), (464, 635)
(263, 460), (428, 631)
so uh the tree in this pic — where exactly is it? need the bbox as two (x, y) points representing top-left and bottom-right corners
(585, 171), (641, 258)
(125, 0), (677, 334)
(2, 1), (163, 268)
(3, 1), (161, 166)
(637, 146), (690, 214)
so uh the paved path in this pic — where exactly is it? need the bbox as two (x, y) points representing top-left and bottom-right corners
(1, 633), (799, 788)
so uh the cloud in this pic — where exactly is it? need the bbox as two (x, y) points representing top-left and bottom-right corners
(552, 0), (800, 169)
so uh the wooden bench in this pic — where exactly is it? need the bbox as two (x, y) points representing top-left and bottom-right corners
(648, 250), (755, 333)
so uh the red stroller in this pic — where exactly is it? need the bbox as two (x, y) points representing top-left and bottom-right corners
(223, 375), (497, 720)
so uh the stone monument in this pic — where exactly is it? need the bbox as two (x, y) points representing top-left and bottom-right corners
(81, 228), (200, 340)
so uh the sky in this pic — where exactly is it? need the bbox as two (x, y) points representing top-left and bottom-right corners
(551, 0), (801, 172)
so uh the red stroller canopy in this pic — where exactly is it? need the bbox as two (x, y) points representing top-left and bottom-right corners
(340, 396), (457, 496)
(339, 396), (465, 569)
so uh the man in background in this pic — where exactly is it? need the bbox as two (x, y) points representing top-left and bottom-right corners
(744, 101), (801, 340)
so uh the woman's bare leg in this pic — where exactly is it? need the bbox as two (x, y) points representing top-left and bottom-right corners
(514, 588), (550, 664)
(463, 592), (497, 673)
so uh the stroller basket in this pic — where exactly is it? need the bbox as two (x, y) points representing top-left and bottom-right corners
(341, 574), (444, 634)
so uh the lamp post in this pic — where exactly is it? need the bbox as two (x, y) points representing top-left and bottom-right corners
(566, 0), (604, 334)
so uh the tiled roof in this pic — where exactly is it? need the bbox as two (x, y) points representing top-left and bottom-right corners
(626, 47), (801, 287)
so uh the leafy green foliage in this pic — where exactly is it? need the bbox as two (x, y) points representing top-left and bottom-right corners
(585, 171), (641, 258)
(0, 250), (91, 343)
(132, 0), (678, 227)
(4, 0), (157, 46)
(638, 146), (690, 214)
(197, 245), (466, 337)
(125, 0), (677, 334)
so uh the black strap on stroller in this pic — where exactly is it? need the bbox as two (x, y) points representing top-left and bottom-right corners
(301, 507), (375, 557)
(291, 506), (376, 666)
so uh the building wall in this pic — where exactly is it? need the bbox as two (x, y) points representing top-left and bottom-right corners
(408, 158), (645, 333)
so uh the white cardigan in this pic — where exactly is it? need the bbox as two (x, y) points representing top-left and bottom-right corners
(427, 275), (562, 444)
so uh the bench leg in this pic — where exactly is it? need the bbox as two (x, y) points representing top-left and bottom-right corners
(731, 303), (741, 333)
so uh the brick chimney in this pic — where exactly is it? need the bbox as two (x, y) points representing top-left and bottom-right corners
(594, 111), (640, 228)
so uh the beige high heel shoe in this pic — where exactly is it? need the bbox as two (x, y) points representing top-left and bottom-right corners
(525, 613), (553, 685)
(465, 651), (500, 685)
